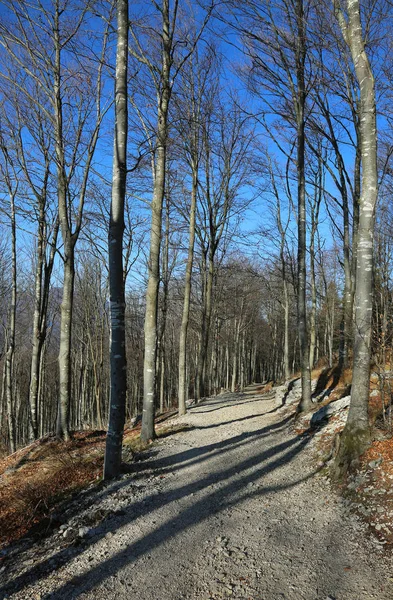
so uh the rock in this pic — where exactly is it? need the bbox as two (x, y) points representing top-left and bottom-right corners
(368, 458), (383, 469)
(310, 396), (350, 427)
(78, 527), (90, 538)
(274, 384), (288, 407)
(62, 528), (75, 542)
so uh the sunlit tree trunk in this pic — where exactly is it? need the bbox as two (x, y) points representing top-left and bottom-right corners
(178, 167), (198, 415)
(333, 0), (377, 478)
(5, 189), (17, 452)
(104, 0), (128, 480)
(158, 195), (170, 413)
(296, 0), (312, 412)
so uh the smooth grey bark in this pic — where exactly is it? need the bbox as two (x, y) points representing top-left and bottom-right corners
(196, 246), (214, 401)
(136, 0), (205, 440)
(158, 195), (170, 414)
(309, 157), (322, 371)
(29, 217), (46, 438)
(104, 0), (128, 480)
(178, 168), (198, 415)
(0, 139), (18, 452)
(270, 157), (291, 381)
(56, 246), (75, 440)
(332, 0), (377, 479)
(351, 133), (361, 321)
(54, 7), (73, 439)
(296, 0), (312, 412)
(140, 8), (171, 442)
(231, 318), (240, 393)
(5, 189), (17, 453)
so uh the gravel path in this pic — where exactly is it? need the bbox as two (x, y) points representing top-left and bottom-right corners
(2, 388), (393, 600)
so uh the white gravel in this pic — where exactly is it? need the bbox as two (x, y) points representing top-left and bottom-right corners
(1, 388), (392, 600)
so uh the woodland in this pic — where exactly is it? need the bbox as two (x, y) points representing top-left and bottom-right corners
(0, 0), (389, 483)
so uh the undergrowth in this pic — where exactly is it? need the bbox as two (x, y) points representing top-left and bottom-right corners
(0, 419), (191, 550)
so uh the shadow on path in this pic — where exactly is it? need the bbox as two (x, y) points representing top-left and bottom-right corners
(45, 435), (314, 599)
(1, 397), (313, 599)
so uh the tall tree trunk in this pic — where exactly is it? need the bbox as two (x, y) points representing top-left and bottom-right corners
(104, 0), (128, 480)
(351, 127), (361, 321)
(332, 0), (377, 479)
(340, 188), (352, 369)
(57, 245), (74, 440)
(283, 278), (290, 380)
(29, 208), (45, 439)
(6, 191), (17, 453)
(231, 319), (240, 392)
(158, 195), (170, 413)
(197, 249), (214, 400)
(141, 1), (171, 442)
(296, 0), (312, 412)
(29, 216), (58, 439)
(178, 167), (198, 415)
(54, 5), (73, 441)
(309, 163), (322, 371)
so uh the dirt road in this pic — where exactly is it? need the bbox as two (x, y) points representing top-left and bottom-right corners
(2, 388), (392, 599)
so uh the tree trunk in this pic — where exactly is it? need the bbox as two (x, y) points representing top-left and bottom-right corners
(309, 163), (322, 372)
(29, 214), (58, 439)
(104, 0), (128, 480)
(158, 194), (170, 414)
(57, 245), (74, 440)
(332, 0), (377, 479)
(6, 191), (17, 453)
(178, 168), (198, 415)
(283, 278), (290, 380)
(196, 250), (214, 400)
(29, 209), (45, 439)
(296, 0), (312, 412)
(141, 3), (171, 441)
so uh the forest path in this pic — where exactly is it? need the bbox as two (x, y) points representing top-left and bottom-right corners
(4, 388), (393, 599)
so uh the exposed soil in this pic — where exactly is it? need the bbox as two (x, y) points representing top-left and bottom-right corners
(1, 387), (393, 600)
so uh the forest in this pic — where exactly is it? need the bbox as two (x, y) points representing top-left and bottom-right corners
(0, 0), (389, 483)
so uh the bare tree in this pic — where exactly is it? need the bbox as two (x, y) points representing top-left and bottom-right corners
(0, 135), (18, 452)
(132, 0), (213, 441)
(194, 96), (253, 401)
(232, 0), (313, 409)
(104, 0), (129, 479)
(332, 0), (378, 479)
(174, 47), (215, 414)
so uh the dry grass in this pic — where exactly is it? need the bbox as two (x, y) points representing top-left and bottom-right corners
(0, 431), (106, 549)
(0, 417), (191, 551)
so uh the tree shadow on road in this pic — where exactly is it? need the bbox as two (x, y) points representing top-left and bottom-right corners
(189, 411), (291, 431)
(0, 405), (318, 599)
(194, 395), (269, 413)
